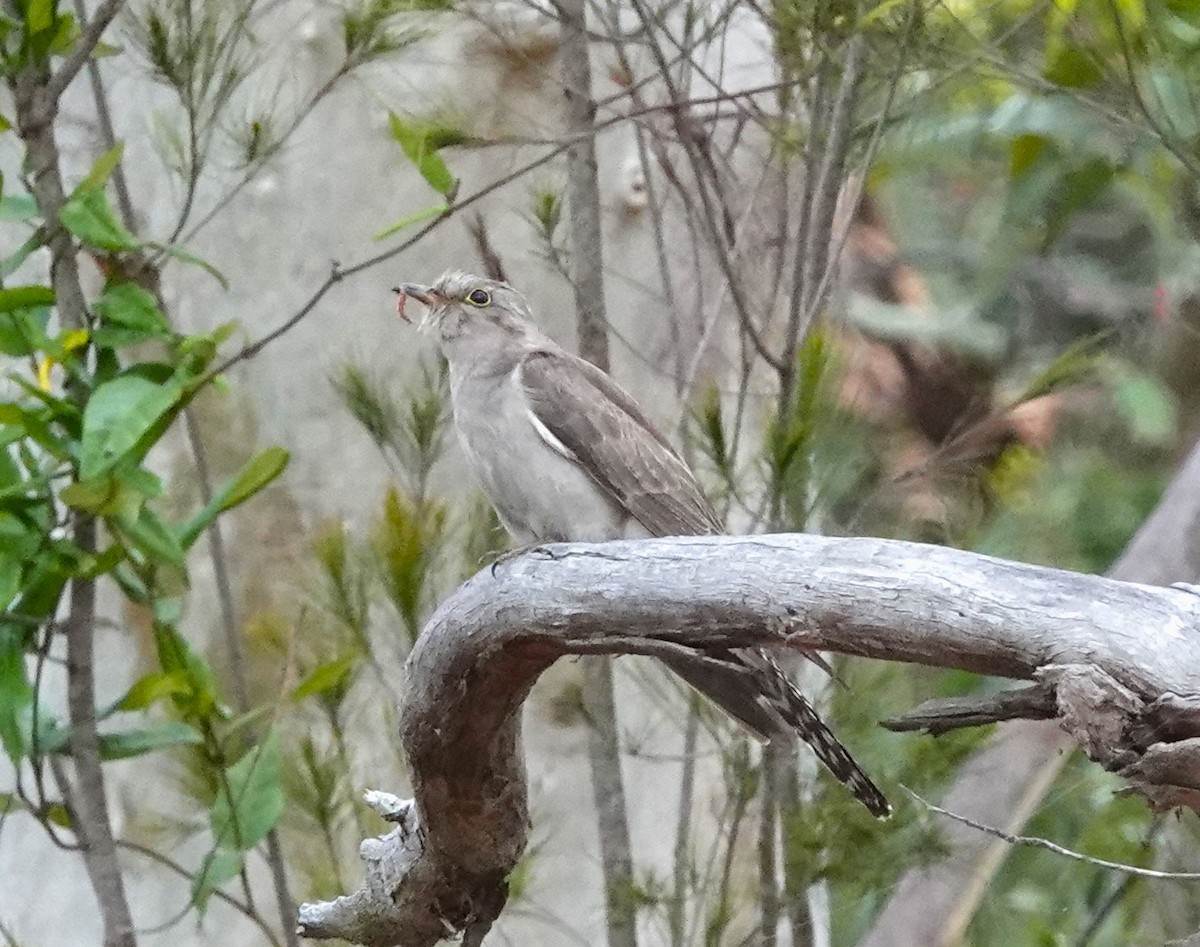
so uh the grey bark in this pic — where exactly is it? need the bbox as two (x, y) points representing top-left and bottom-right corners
(1109, 438), (1200, 586)
(859, 434), (1200, 947)
(9, 13), (138, 944)
(557, 0), (611, 372)
(296, 533), (1200, 947)
(554, 4), (636, 946)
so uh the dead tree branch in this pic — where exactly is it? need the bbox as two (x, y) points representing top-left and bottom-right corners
(860, 434), (1200, 947)
(296, 534), (1200, 947)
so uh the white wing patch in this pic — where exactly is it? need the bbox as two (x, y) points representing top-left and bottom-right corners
(526, 406), (577, 460)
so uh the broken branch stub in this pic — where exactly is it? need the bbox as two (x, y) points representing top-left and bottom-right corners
(296, 534), (1200, 947)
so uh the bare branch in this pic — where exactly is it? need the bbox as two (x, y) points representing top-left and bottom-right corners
(862, 433), (1200, 946)
(882, 684), (1058, 734)
(907, 789), (1200, 881)
(297, 533), (1200, 946)
(552, 5), (636, 946)
(557, 0), (611, 371)
(46, 0), (124, 103)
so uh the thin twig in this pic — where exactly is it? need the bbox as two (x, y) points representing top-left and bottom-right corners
(1105, 0), (1200, 182)
(71, 0), (135, 224)
(209, 74), (830, 378)
(116, 839), (284, 947)
(627, 0), (786, 372)
(668, 695), (699, 947)
(907, 789), (1200, 880)
(45, 0), (125, 102)
(758, 743), (781, 947)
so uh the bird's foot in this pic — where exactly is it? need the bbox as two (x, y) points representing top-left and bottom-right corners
(485, 543), (554, 577)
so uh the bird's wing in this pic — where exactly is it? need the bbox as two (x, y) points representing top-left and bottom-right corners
(518, 348), (722, 537)
(518, 348), (890, 817)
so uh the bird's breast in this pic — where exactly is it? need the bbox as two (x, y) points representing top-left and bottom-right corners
(449, 366), (636, 544)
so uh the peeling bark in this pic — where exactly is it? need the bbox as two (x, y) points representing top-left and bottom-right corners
(861, 437), (1200, 947)
(296, 535), (1200, 947)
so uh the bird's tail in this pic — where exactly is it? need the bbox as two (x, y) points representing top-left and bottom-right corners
(661, 648), (891, 818)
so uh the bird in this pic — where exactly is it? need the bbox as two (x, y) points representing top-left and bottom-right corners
(395, 271), (890, 818)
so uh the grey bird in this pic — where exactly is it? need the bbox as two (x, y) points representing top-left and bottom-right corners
(396, 271), (890, 818)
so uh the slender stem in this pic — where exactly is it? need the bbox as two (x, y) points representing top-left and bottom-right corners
(627, 0), (784, 372)
(181, 409), (300, 947)
(71, 0), (135, 225)
(182, 411), (249, 706)
(782, 757), (816, 946)
(45, 0), (124, 102)
(710, 741), (753, 945)
(212, 76), (825, 379)
(667, 696), (699, 947)
(558, 0), (611, 372)
(116, 839), (283, 947)
(66, 16), (301, 936)
(66, 517), (137, 947)
(555, 5), (638, 944)
(580, 657), (639, 947)
(758, 744), (781, 947)
(9, 31), (139, 942)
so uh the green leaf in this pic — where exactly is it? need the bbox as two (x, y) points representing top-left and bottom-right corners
(59, 188), (141, 252)
(0, 558), (19, 611)
(107, 670), (191, 714)
(1020, 332), (1110, 400)
(0, 228), (48, 279)
(388, 112), (457, 197)
(0, 623), (33, 764)
(146, 241), (229, 290)
(1112, 366), (1176, 446)
(0, 285), (54, 312)
(44, 801), (72, 827)
(1043, 45), (1103, 89)
(0, 791), (68, 826)
(46, 11), (77, 53)
(177, 447), (289, 549)
(1009, 134), (1046, 179)
(192, 848), (243, 911)
(114, 503), (187, 572)
(79, 143), (124, 192)
(212, 732), (283, 851)
(79, 374), (183, 479)
(61, 474), (144, 518)
(223, 705), (273, 742)
(7, 551), (70, 619)
(92, 282), (171, 348)
(0, 194), (38, 222)
(291, 654), (355, 702)
(77, 543), (125, 579)
(152, 619), (221, 721)
(24, 0), (53, 35)
(0, 306), (50, 357)
(1045, 158), (1114, 245)
(373, 201), (449, 241)
(98, 721), (201, 760)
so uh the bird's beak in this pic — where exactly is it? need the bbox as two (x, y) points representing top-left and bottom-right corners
(392, 283), (437, 323)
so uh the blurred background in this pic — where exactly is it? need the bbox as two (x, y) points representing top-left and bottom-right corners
(2, 1), (1200, 945)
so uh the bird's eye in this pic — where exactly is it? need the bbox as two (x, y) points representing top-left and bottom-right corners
(466, 289), (492, 307)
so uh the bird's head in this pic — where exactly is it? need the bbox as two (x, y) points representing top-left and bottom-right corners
(394, 271), (537, 352)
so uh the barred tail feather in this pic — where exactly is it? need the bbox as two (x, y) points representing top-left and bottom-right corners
(662, 648), (891, 819)
(759, 652), (892, 818)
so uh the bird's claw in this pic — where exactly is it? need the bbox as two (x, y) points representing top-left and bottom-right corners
(486, 543), (553, 577)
